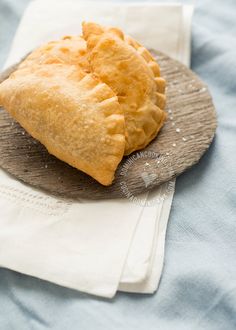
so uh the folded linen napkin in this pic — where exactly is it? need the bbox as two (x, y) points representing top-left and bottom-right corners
(0, 1), (193, 298)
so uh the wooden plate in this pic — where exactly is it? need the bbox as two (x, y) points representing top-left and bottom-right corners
(0, 51), (217, 200)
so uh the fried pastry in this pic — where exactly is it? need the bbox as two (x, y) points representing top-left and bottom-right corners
(82, 22), (166, 155)
(0, 63), (125, 185)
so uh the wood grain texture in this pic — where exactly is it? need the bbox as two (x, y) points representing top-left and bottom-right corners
(0, 51), (217, 199)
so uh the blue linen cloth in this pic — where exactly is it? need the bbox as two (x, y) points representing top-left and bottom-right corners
(0, 0), (236, 329)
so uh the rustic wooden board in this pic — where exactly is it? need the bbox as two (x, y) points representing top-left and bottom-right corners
(0, 51), (217, 200)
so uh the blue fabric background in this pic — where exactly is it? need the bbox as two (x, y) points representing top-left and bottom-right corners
(0, 0), (236, 329)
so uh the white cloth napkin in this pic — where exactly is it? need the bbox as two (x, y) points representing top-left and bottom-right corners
(0, 1), (193, 298)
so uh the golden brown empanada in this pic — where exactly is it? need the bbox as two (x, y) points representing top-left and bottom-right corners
(0, 63), (125, 185)
(82, 22), (166, 155)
